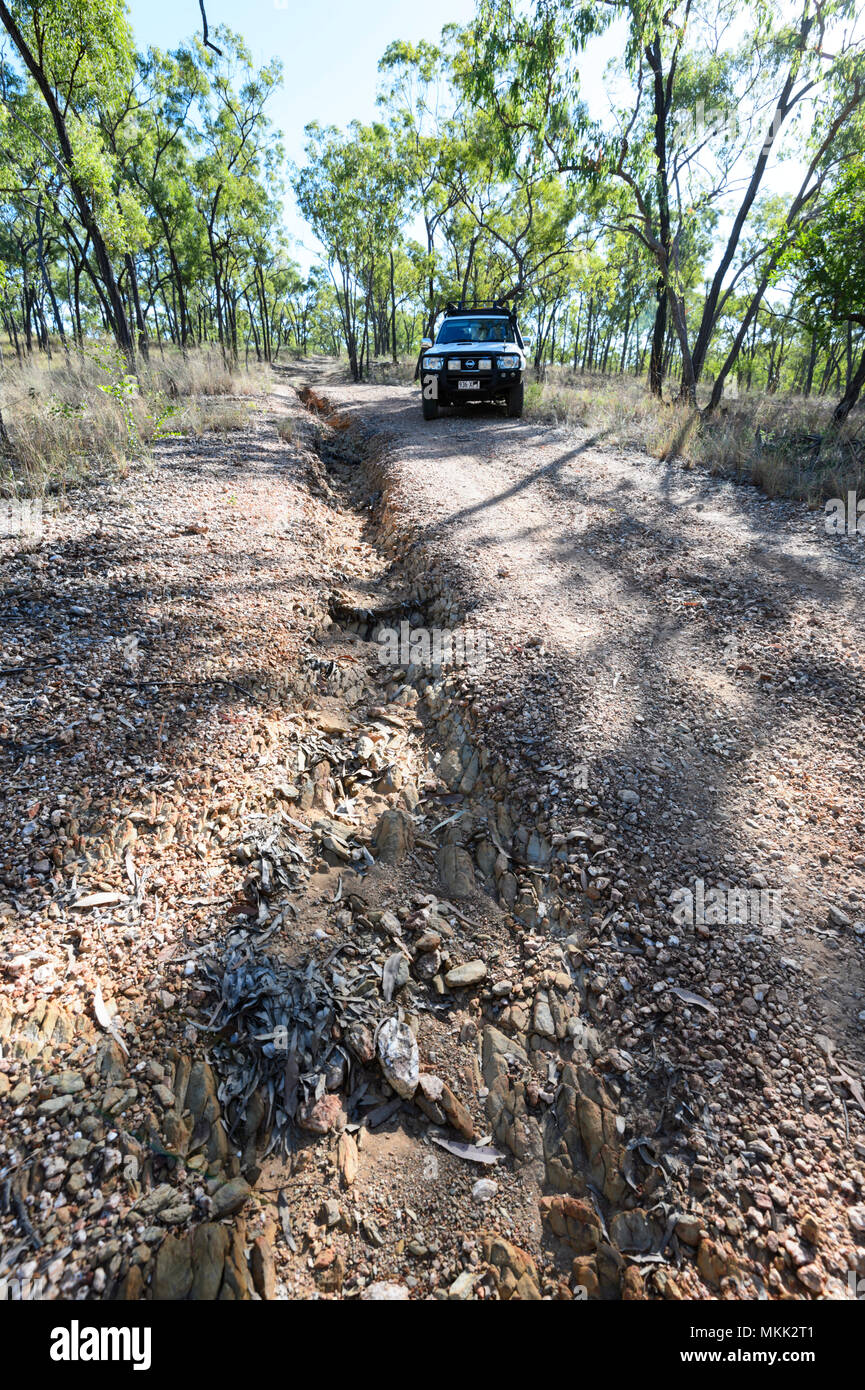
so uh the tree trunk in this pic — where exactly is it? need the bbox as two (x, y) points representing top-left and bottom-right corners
(572, 299), (582, 370)
(619, 307), (631, 373)
(124, 253), (149, 359)
(833, 344), (865, 424)
(581, 297), (593, 371)
(648, 279), (667, 396)
(804, 331), (817, 396)
(35, 199), (67, 351)
(690, 25), (809, 384)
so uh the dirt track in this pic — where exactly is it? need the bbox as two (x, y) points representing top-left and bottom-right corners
(2, 367), (864, 1302)
(294, 370), (865, 1296)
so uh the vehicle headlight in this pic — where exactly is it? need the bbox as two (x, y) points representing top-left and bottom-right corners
(423, 356), (444, 370)
(497, 354), (521, 369)
(447, 358), (461, 370)
(478, 358), (492, 371)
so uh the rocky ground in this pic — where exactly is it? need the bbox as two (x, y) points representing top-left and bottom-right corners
(0, 364), (863, 1301)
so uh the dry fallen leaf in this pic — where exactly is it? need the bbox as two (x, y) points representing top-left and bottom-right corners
(429, 1136), (506, 1165)
(668, 986), (719, 1016)
(72, 891), (124, 910)
(93, 982), (129, 1056)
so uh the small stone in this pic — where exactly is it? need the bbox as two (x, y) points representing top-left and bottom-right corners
(675, 1216), (702, 1247)
(376, 1017), (419, 1099)
(361, 1281), (410, 1300)
(250, 1236), (275, 1300)
(383, 951), (410, 999)
(445, 960), (487, 989)
(448, 1269), (479, 1299)
(848, 1204), (865, 1233)
(437, 749), (463, 789)
(438, 1082), (475, 1139)
(298, 1093), (346, 1135)
(800, 1213), (821, 1245)
(372, 809), (414, 864)
(318, 1198), (342, 1229)
(337, 1131), (359, 1187)
(37, 1095), (72, 1116)
(49, 1071), (85, 1095)
(136, 1183), (175, 1218)
(152, 1233), (193, 1301)
(211, 1177), (252, 1219)
(361, 1216), (385, 1247)
(471, 1179), (498, 1203)
(437, 844), (475, 897)
(312, 710), (351, 736)
(158, 1201), (194, 1226)
(532, 994), (556, 1039)
(796, 1262), (824, 1294)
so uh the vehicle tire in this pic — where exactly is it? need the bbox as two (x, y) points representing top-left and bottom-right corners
(422, 393), (439, 420)
(507, 382), (524, 418)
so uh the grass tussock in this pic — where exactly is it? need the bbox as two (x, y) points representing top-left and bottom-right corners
(363, 357), (417, 387)
(141, 348), (267, 400)
(160, 399), (251, 437)
(0, 345), (266, 497)
(525, 368), (865, 503)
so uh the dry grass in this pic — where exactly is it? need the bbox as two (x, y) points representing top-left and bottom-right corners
(0, 346), (265, 496)
(141, 347), (267, 400)
(158, 399), (251, 437)
(525, 368), (865, 502)
(362, 357), (417, 387)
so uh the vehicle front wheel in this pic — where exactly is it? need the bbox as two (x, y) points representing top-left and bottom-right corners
(507, 382), (524, 418)
(422, 393), (439, 420)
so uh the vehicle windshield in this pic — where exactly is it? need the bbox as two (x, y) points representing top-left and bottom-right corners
(435, 317), (511, 345)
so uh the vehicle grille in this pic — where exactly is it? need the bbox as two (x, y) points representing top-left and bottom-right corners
(446, 357), (492, 372)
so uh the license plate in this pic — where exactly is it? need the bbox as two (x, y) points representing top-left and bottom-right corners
(457, 379), (480, 390)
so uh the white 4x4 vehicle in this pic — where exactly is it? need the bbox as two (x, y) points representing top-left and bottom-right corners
(419, 300), (528, 420)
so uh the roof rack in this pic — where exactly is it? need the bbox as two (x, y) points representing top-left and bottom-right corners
(442, 299), (514, 316)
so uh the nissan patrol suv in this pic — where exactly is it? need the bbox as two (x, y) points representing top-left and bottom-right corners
(419, 300), (528, 420)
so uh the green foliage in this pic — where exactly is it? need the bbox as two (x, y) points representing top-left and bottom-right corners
(779, 156), (865, 329)
(0, 8), (317, 368)
(1, 0), (864, 427)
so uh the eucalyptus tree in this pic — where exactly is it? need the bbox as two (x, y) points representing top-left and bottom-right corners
(103, 44), (207, 351)
(293, 120), (408, 378)
(461, 0), (865, 405)
(185, 30), (283, 359)
(378, 38), (464, 333)
(779, 153), (865, 421)
(0, 0), (140, 358)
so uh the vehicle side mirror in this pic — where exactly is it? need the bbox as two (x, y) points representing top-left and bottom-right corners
(420, 337), (432, 350)
(522, 339), (533, 351)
